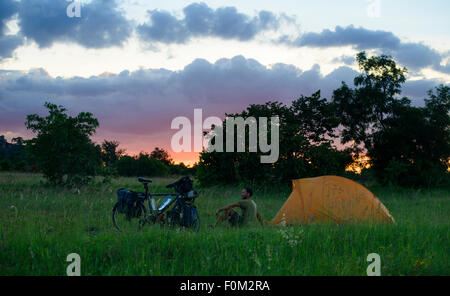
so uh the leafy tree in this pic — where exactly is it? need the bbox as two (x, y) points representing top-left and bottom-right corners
(0, 135), (35, 172)
(370, 88), (449, 187)
(150, 147), (173, 166)
(424, 85), (450, 166)
(139, 152), (169, 176)
(333, 52), (449, 187)
(333, 51), (408, 154)
(197, 92), (352, 186)
(25, 102), (102, 186)
(370, 101), (428, 185)
(11, 137), (24, 146)
(101, 140), (125, 167)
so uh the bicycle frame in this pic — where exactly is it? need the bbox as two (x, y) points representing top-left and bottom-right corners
(141, 182), (180, 216)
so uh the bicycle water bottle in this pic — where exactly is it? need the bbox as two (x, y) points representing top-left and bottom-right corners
(150, 198), (156, 211)
(158, 195), (173, 211)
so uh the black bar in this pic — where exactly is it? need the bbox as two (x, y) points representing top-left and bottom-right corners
(1, 276), (447, 295)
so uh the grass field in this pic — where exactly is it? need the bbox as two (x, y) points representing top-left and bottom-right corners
(0, 172), (449, 276)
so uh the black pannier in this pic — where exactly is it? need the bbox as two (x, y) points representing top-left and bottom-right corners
(117, 189), (141, 217)
(181, 204), (198, 227)
(117, 189), (128, 213)
(167, 201), (198, 227)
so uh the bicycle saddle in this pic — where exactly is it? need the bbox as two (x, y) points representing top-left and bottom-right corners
(138, 177), (152, 184)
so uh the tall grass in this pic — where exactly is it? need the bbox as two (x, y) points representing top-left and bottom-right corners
(0, 172), (448, 275)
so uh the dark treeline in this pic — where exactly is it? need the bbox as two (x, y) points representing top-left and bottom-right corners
(0, 128), (194, 187)
(0, 52), (448, 188)
(0, 135), (37, 172)
(0, 133), (194, 186)
(102, 143), (195, 178)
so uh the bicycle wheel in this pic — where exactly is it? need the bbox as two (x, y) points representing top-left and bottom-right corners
(112, 202), (147, 232)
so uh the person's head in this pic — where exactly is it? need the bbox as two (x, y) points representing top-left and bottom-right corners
(241, 187), (253, 199)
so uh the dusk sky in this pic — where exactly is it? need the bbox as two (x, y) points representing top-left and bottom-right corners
(1, 0), (449, 165)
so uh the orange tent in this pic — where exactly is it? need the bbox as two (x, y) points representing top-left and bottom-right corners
(268, 176), (395, 225)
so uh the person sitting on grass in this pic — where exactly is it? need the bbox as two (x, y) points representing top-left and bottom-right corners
(211, 187), (264, 228)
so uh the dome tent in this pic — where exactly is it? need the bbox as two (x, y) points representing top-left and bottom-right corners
(268, 176), (395, 225)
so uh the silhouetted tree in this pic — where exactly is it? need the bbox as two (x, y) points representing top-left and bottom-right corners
(150, 147), (173, 166)
(196, 92), (352, 186)
(25, 102), (102, 186)
(0, 135), (35, 172)
(333, 52), (449, 187)
(101, 140), (125, 167)
(11, 137), (24, 146)
(332, 51), (408, 154)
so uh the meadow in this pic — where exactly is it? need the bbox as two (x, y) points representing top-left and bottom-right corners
(0, 172), (448, 276)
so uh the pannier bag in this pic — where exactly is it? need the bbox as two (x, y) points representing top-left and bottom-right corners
(117, 189), (128, 213)
(182, 204), (198, 227)
(117, 189), (141, 217)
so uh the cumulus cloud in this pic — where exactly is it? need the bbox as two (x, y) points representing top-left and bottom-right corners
(17, 0), (132, 48)
(137, 2), (283, 44)
(1, 1), (447, 78)
(294, 25), (401, 50)
(388, 42), (442, 72)
(283, 25), (448, 75)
